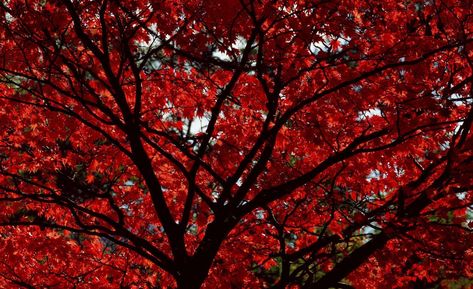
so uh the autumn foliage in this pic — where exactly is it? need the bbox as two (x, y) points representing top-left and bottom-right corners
(0, 0), (473, 288)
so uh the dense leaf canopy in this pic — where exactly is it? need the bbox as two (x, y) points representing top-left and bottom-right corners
(0, 0), (472, 288)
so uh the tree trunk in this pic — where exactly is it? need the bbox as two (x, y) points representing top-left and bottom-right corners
(176, 218), (236, 289)
(176, 274), (206, 289)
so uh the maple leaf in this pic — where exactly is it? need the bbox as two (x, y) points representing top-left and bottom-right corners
(85, 174), (95, 184)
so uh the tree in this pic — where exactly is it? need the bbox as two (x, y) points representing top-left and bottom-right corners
(0, 0), (472, 288)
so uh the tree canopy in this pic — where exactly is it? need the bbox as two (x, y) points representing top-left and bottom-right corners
(0, 0), (472, 288)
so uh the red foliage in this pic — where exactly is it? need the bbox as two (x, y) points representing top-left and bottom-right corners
(0, 0), (472, 288)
